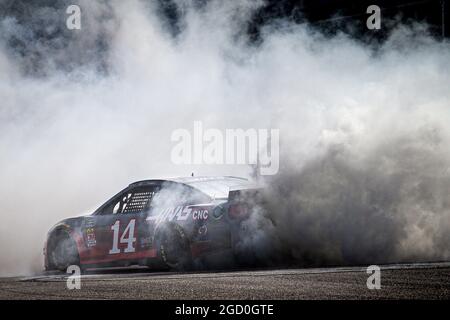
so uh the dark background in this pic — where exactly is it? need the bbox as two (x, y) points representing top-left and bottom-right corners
(254, 0), (448, 39)
(0, 0), (447, 75)
(158, 0), (449, 40)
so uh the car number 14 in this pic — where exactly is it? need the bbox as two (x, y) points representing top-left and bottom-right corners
(109, 219), (137, 254)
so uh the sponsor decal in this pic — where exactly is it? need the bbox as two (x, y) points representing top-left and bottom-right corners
(198, 225), (208, 235)
(84, 217), (96, 228)
(146, 206), (192, 222)
(85, 227), (97, 247)
(146, 206), (210, 222)
(212, 205), (225, 219)
(192, 209), (209, 220)
(140, 236), (152, 248)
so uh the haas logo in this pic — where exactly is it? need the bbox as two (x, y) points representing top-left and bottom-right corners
(146, 206), (210, 222)
(146, 206), (192, 222)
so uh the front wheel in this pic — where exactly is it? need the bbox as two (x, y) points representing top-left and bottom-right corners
(49, 232), (80, 271)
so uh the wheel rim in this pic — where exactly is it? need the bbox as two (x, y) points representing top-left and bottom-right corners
(160, 228), (191, 268)
(162, 231), (181, 265)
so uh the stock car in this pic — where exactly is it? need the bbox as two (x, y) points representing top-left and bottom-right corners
(44, 176), (260, 271)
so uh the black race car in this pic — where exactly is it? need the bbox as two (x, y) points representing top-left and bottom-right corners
(44, 176), (260, 271)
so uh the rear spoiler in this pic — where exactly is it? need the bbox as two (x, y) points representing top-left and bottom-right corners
(228, 184), (263, 201)
(227, 184), (264, 219)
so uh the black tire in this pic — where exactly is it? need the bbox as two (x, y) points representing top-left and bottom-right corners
(49, 232), (80, 271)
(158, 225), (193, 271)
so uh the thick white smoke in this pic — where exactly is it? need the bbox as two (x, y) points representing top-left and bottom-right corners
(0, 0), (449, 275)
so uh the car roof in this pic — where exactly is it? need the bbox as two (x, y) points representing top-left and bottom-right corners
(129, 176), (251, 199)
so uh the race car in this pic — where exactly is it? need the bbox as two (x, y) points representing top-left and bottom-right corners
(44, 176), (260, 271)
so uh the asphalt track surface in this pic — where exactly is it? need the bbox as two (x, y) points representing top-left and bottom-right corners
(0, 262), (449, 299)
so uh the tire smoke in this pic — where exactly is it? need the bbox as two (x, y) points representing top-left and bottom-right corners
(0, 0), (449, 275)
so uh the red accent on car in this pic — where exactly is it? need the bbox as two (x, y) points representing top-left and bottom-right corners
(190, 241), (211, 257)
(81, 249), (157, 265)
(228, 203), (249, 219)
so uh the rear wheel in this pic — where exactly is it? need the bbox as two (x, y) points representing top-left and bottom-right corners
(158, 225), (193, 271)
